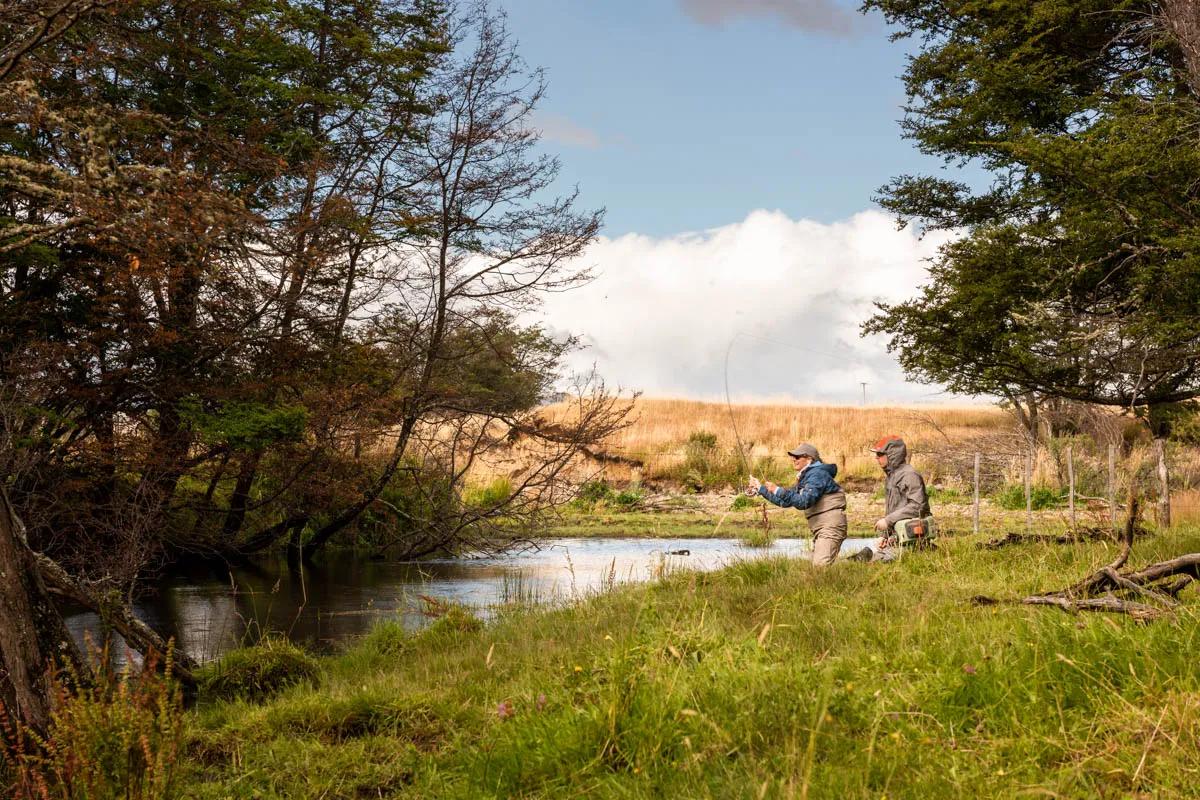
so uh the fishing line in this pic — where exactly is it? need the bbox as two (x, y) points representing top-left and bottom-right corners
(724, 334), (750, 476)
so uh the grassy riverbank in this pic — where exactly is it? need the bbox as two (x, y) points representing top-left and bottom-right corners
(182, 526), (1200, 799)
(549, 491), (1086, 539)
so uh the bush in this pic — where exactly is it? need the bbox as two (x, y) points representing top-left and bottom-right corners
(198, 637), (319, 702)
(993, 483), (1062, 510)
(1, 650), (184, 800)
(730, 494), (756, 511)
(613, 487), (644, 509)
(572, 480), (643, 510)
(673, 431), (744, 492)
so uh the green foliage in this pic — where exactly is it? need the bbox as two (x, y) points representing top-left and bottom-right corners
(994, 483), (1062, 511)
(181, 529), (1200, 798)
(358, 621), (411, 657)
(179, 398), (308, 450)
(198, 638), (319, 702)
(863, 0), (1200, 408)
(462, 478), (514, 510)
(927, 485), (965, 504)
(729, 494), (756, 511)
(2, 651), (183, 799)
(419, 604), (484, 639)
(572, 480), (644, 510)
(738, 526), (775, 548)
(672, 431), (744, 491)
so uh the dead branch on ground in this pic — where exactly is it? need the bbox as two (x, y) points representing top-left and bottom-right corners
(1020, 493), (1200, 621)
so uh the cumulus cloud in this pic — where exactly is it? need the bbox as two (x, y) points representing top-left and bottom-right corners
(529, 111), (605, 149)
(537, 209), (959, 404)
(679, 0), (862, 35)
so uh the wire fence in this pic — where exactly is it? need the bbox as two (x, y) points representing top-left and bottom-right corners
(580, 435), (1200, 532)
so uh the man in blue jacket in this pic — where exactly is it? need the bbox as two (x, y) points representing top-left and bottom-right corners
(747, 443), (848, 565)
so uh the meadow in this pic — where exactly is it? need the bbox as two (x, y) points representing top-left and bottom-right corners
(179, 527), (1200, 799)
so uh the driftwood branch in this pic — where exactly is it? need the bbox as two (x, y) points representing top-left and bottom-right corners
(34, 553), (198, 687)
(1019, 493), (1200, 621)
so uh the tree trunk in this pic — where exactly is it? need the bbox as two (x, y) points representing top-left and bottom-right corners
(1163, 0), (1200, 96)
(0, 488), (85, 735)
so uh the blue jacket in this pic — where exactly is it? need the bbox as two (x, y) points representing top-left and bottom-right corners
(759, 462), (842, 510)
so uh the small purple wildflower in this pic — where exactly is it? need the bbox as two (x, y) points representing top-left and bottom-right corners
(536, 692), (547, 711)
(497, 700), (515, 720)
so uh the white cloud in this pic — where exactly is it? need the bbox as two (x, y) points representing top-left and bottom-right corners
(538, 208), (960, 405)
(679, 0), (862, 35)
(530, 111), (605, 149)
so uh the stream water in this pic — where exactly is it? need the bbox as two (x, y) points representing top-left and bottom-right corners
(63, 535), (877, 663)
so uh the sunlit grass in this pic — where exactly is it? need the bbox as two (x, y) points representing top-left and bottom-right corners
(183, 525), (1200, 798)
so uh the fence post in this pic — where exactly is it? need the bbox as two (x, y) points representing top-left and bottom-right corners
(1025, 449), (1033, 534)
(1108, 444), (1117, 532)
(1066, 444), (1075, 531)
(1155, 438), (1171, 529)
(973, 452), (980, 536)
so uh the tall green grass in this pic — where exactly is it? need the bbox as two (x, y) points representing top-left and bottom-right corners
(182, 528), (1200, 798)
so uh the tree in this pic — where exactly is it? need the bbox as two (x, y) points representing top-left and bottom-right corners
(863, 1), (1200, 435)
(295, 3), (627, 557)
(0, 0), (627, 722)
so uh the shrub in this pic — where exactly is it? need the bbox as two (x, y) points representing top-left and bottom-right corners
(730, 494), (756, 511)
(673, 431), (744, 491)
(1, 650), (184, 800)
(574, 479), (615, 506)
(993, 483), (1062, 510)
(198, 637), (319, 702)
(571, 480), (643, 510)
(613, 487), (644, 509)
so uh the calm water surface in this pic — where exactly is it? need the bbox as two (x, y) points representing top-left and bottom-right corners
(64, 536), (876, 663)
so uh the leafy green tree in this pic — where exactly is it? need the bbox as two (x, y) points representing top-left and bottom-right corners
(863, 1), (1200, 430)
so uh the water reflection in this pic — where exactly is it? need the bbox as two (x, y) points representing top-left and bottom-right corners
(64, 536), (877, 663)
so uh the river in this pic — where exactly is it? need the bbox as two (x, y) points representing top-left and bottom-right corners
(63, 535), (877, 663)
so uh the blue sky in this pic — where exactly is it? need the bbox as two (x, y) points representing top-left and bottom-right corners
(505, 0), (940, 237)
(501, 0), (980, 405)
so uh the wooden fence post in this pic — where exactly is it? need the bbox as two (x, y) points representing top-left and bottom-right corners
(1155, 438), (1171, 529)
(1025, 449), (1033, 534)
(973, 452), (980, 536)
(1066, 444), (1075, 531)
(1108, 444), (1117, 532)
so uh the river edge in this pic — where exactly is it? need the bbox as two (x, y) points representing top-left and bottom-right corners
(182, 525), (1200, 798)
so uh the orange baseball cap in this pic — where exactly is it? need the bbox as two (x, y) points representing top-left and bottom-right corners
(869, 435), (902, 454)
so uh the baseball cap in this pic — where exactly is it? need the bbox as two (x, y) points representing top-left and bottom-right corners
(870, 436), (903, 454)
(786, 443), (820, 461)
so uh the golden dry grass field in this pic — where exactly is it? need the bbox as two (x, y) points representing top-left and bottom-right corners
(602, 397), (1004, 477)
(474, 397), (1200, 530)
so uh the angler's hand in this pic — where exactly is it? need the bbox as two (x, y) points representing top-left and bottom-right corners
(745, 475), (761, 496)
(873, 517), (890, 533)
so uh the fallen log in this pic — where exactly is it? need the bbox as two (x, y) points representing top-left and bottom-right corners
(35, 553), (198, 688)
(1018, 494), (1200, 620)
(978, 525), (1149, 550)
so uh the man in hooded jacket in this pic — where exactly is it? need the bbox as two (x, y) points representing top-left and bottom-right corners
(852, 436), (933, 562)
(747, 443), (848, 566)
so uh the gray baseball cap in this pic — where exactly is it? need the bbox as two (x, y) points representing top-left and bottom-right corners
(786, 443), (820, 461)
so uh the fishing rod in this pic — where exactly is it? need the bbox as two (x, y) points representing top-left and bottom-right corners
(724, 334), (751, 477)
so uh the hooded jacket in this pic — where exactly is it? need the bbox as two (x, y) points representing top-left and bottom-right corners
(878, 438), (932, 526)
(759, 461), (845, 517)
